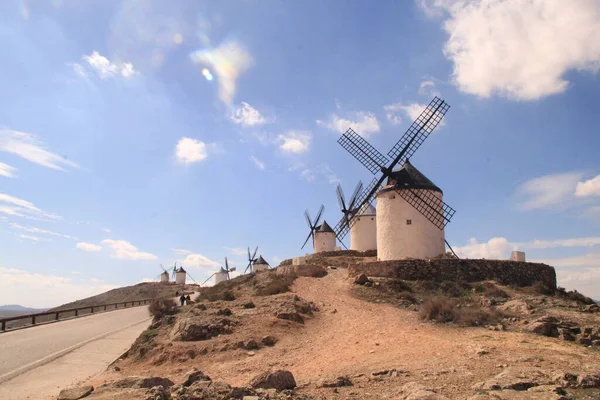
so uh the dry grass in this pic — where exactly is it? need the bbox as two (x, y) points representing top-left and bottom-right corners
(556, 287), (596, 305)
(419, 296), (506, 327)
(148, 299), (178, 320)
(256, 273), (297, 296)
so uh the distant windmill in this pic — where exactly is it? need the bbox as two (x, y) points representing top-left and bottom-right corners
(159, 264), (169, 283)
(200, 257), (236, 286)
(244, 246), (259, 274)
(335, 96), (456, 260)
(334, 181), (364, 250)
(252, 255), (270, 272)
(300, 205), (324, 250)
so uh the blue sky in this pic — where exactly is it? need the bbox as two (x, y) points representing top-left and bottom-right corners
(1, 0), (600, 307)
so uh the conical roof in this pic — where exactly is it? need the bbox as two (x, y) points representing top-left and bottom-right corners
(255, 255), (269, 265)
(385, 160), (442, 193)
(356, 202), (376, 216)
(177, 267), (186, 273)
(317, 220), (334, 233)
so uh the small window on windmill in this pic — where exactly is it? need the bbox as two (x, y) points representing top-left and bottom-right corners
(407, 219), (412, 225)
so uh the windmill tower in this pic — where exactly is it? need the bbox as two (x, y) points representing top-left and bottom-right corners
(175, 266), (187, 285)
(158, 265), (170, 283)
(253, 255), (269, 272)
(335, 96), (455, 261)
(314, 221), (336, 253)
(214, 257), (235, 284)
(350, 202), (377, 251)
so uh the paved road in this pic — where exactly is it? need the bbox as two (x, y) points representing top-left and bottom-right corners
(0, 305), (150, 381)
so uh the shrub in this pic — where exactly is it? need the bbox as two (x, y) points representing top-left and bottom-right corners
(556, 287), (595, 305)
(148, 298), (178, 319)
(414, 280), (440, 292)
(387, 279), (413, 293)
(532, 281), (555, 296)
(420, 297), (457, 323)
(439, 280), (470, 297)
(223, 291), (235, 301)
(482, 283), (509, 299)
(458, 308), (504, 327)
(397, 291), (417, 303)
(257, 273), (297, 296)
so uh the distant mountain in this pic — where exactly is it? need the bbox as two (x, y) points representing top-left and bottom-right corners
(0, 305), (48, 318)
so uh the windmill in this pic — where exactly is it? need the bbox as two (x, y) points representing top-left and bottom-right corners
(159, 264), (169, 283)
(244, 246), (259, 274)
(334, 96), (456, 259)
(300, 205), (324, 250)
(334, 181), (363, 249)
(199, 257), (237, 286)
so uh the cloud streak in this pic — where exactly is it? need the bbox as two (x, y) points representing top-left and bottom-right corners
(102, 239), (157, 260)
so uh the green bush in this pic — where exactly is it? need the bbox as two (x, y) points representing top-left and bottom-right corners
(222, 291), (235, 301)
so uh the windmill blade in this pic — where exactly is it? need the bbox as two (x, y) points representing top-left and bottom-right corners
(348, 180), (364, 211)
(350, 177), (383, 219)
(244, 262), (252, 274)
(251, 246), (258, 261)
(201, 273), (216, 286)
(160, 264), (167, 272)
(300, 230), (313, 250)
(394, 187), (455, 230)
(334, 214), (351, 241)
(247, 246), (251, 262)
(225, 257), (229, 271)
(336, 184), (347, 212)
(387, 97), (450, 163)
(313, 204), (325, 227)
(304, 209), (313, 230)
(338, 128), (389, 175)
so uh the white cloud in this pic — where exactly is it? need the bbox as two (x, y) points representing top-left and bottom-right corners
(555, 267), (600, 300)
(515, 172), (583, 210)
(0, 129), (79, 171)
(454, 237), (512, 259)
(76, 242), (102, 252)
(103, 228), (111, 233)
(317, 112), (381, 138)
(175, 137), (208, 164)
(277, 131), (312, 154)
(421, 0), (600, 100)
(9, 222), (75, 240)
(576, 174), (600, 197)
(250, 156), (265, 170)
(179, 253), (221, 269)
(298, 164), (340, 185)
(190, 40), (254, 106)
(71, 271), (81, 275)
(535, 253), (600, 268)
(102, 239), (157, 260)
(171, 248), (192, 255)
(18, 234), (43, 242)
(224, 247), (247, 256)
(0, 267), (117, 308)
(527, 237), (600, 249)
(74, 51), (137, 80)
(230, 102), (266, 126)
(418, 79), (441, 97)
(0, 193), (61, 221)
(0, 162), (17, 178)
(384, 102), (447, 128)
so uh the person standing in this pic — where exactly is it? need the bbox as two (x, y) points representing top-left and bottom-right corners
(179, 294), (186, 306)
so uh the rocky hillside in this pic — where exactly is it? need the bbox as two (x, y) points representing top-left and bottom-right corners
(61, 254), (600, 400)
(52, 282), (197, 311)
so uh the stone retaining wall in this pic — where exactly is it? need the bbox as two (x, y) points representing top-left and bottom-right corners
(348, 259), (556, 289)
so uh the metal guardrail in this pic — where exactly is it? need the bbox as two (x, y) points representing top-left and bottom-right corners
(0, 299), (153, 332)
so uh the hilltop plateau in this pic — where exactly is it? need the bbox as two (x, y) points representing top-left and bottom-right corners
(58, 253), (600, 400)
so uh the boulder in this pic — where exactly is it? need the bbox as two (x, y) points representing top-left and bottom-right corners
(577, 374), (600, 388)
(103, 376), (174, 389)
(400, 382), (450, 400)
(261, 336), (278, 346)
(170, 317), (234, 341)
(243, 301), (256, 309)
(473, 368), (551, 391)
(243, 339), (260, 350)
(318, 376), (353, 388)
(526, 317), (559, 338)
(275, 312), (304, 324)
(248, 370), (297, 391)
(582, 304), (599, 313)
(182, 368), (211, 387)
(57, 385), (93, 400)
(354, 274), (369, 285)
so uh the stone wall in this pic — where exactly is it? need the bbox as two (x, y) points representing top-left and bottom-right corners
(348, 258), (556, 289)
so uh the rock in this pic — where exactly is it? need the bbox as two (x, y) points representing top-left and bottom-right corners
(558, 328), (576, 341)
(248, 370), (297, 391)
(275, 312), (304, 324)
(318, 376), (353, 388)
(578, 337), (592, 346)
(473, 368), (551, 391)
(261, 336), (278, 346)
(354, 274), (369, 285)
(583, 304), (599, 313)
(364, 281), (373, 287)
(577, 374), (600, 388)
(400, 382), (450, 400)
(57, 385), (94, 400)
(552, 372), (578, 388)
(146, 385), (169, 400)
(216, 308), (232, 316)
(104, 376), (174, 389)
(244, 339), (260, 350)
(243, 301), (256, 309)
(170, 317), (234, 341)
(476, 346), (491, 355)
(195, 303), (207, 311)
(182, 368), (211, 387)
(527, 317), (559, 338)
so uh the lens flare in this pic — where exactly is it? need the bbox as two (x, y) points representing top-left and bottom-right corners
(201, 68), (214, 81)
(173, 33), (183, 45)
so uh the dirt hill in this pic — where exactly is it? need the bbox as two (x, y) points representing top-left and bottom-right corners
(51, 282), (198, 311)
(65, 254), (600, 400)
